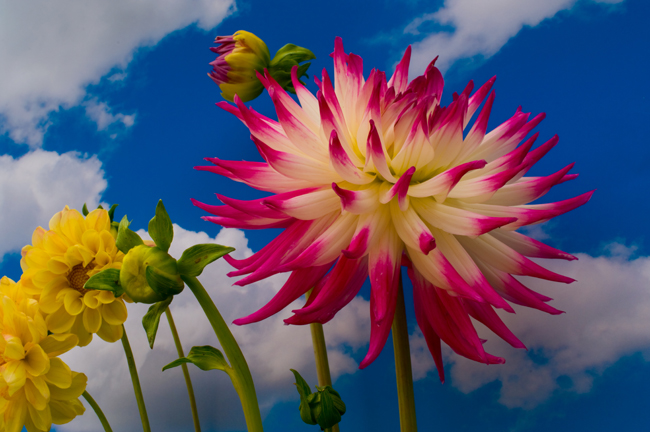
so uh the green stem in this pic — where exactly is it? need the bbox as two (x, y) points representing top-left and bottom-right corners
(310, 322), (339, 432)
(165, 307), (201, 432)
(121, 325), (152, 432)
(392, 276), (417, 432)
(82, 390), (113, 432)
(182, 275), (264, 432)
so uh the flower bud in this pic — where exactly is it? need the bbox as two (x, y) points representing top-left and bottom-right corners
(120, 244), (184, 303)
(209, 30), (271, 102)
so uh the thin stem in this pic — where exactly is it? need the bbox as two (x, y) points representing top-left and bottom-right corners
(182, 275), (264, 432)
(392, 276), (417, 432)
(165, 307), (201, 432)
(121, 325), (152, 432)
(310, 322), (339, 432)
(82, 390), (113, 432)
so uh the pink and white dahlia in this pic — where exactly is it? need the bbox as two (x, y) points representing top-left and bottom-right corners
(194, 38), (592, 378)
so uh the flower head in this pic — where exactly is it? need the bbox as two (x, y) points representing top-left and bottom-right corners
(195, 38), (592, 378)
(20, 207), (128, 347)
(209, 30), (315, 103)
(0, 277), (86, 432)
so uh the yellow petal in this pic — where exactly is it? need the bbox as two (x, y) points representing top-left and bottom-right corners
(44, 358), (72, 389)
(49, 371), (87, 400)
(32, 270), (58, 289)
(96, 290), (117, 305)
(101, 300), (128, 326)
(39, 334), (79, 357)
(60, 209), (85, 244)
(83, 306), (102, 334)
(85, 208), (110, 232)
(42, 231), (68, 255)
(81, 229), (101, 254)
(97, 319), (123, 343)
(46, 257), (70, 275)
(100, 230), (117, 254)
(70, 314), (93, 347)
(2, 361), (27, 395)
(45, 307), (75, 334)
(39, 283), (64, 315)
(82, 290), (100, 309)
(24, 248), (50, 270)
(31, 226), (47, 249)
(3, 336), (25, 361)
(50, 398), (85, 425)
(24, 345), (50, 377)
(4, 394), (28, 432)
(25, 376), (50, 411)
(27, 403), (52, 432)
(63, 290), (84, 316)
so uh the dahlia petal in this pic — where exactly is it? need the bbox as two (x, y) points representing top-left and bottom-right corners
(196, 158), (316, 193)
(490, 229), (577, 261)
(387, 45), (412, 94)
(447, 166), (521, 202)
(366, 120), (397, 182)
(253, 136), (341, 184)
(471, 110), (529, 162)
(463, 300), (525, 348)
(342, 208), (391, 259)
(263, 188), (340, 220)
(471, 132), (538, 179)
(454, 91), (495, 164)
(332, 182), (380, 214)
(392, 111), (435, 174)
(320, 70), (358, 157)
(291, 66), (320, 124)
(412, 282), (445, 382)
(428, 94), (467, 168)
(413, 198), (516, 237)
(408, 159), (487, 201)
(390, 200), (436, 254)
(233, 264), (333, 325)
(286, 255), (368, 325)
(488, 163), (575, 206)
(465, 77), (496, 126)
(329, 130), (376, 185)
(379, 166), (415, 210)
(201, 216), (293, 230)
(216, 192), (300, 218)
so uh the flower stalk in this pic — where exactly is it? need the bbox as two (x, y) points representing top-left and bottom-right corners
(82, 390), (114, 432)
(121, 325), (152, 432)
(310, 321), (340, 432)
(182, 274), (263, 432)
(392, 276), (417, 432)
(165, 307), (202, 432)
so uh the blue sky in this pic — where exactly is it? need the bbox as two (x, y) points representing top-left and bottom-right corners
(1, 0), (649, 431)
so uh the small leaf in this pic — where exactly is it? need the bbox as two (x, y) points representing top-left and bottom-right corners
(290, 369), (317, 425)
(116, 215), (144, 254)
(148, 200), (173, 253)
(97, 204), (104, 210)
(142, 297), (173, 349)
(145, 266), (184, 298)
(177, 244), (235, 277)
(84, 268), (123, 296)
(82, 203), (89, 216)
(108, 204), (118, 223)
(162, 345), (230, 373)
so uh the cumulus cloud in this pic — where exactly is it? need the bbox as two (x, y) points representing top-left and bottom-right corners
(84, 98), (136, 132)
(411, 244), (650, 409)
(0, 0), (235, 146)
(0, 150), (107, 259)
(405, 0), (624, 74)
(59, 225), (370, 431)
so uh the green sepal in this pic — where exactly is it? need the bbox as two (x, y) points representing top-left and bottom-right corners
(82, 203), (89, 216)
(315, 387), (342, 430)
(162, 345), (231, 373)
(116, 215), (144, 254)
(142, 296), (173, 349)
(145, 265), (184, 298)
(83, 268), (124, 297)
(270, 44), (316, 68)
(148, 200), (173, 253)
(290, 369), (317, 425)
(177, 244), (235, 277)
(108, 204), (118, 223)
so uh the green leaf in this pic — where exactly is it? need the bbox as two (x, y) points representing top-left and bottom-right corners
(82, 203), (89, 216)
(108, 204), (118, 223)
(270, 44), (316, 67)
(142, 297), (173, 349)
(316, 389), (342, 430)
(290, 369), (317, 425)
(116, 215), (144, 254)
(148, 200), (173, 253)
(177, 244), (235, 277)
(83, 268), (124, 297)
(162, 345), (231, 373)
(145, 265), (184, 298)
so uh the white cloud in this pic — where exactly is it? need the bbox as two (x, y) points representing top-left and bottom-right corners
(59, 225), (370, 431)
(84, 98), (136, 132)
(0, 150), (107, 259)
(0, 0), (235, 147)
(406, 0), (624, 74)
(411, 244), (650, 409)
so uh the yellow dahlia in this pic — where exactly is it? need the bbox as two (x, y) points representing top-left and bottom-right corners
(20, 206), (128, 346)
(0, 277), (86, 432)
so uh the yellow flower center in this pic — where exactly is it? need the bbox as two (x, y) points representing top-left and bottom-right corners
(67, 262), (95, 294)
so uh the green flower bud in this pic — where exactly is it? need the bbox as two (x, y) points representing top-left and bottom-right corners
(120, 244), (184, 303)
(291, 369), (346, 430)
